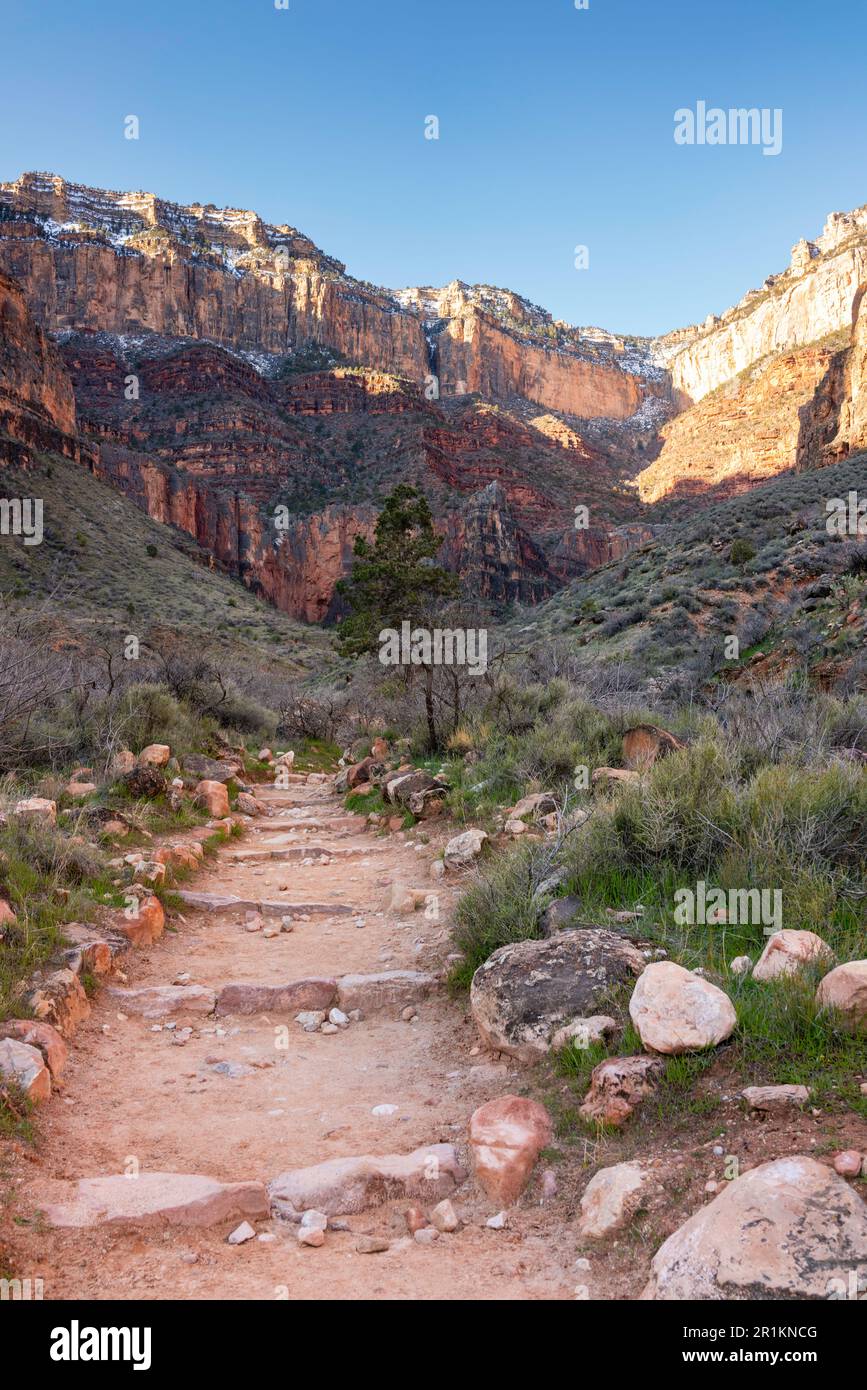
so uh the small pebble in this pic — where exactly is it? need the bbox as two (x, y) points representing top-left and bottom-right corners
(297, 1226), (325, 1248)
(486, 1212), (507, 1230)
(356, 1235), (390, 1254)
(227, 1222), (256, 1245)
(414, 1227), (438, 1246)
(430, 1199), (460, 1233)
(833, 1150), (864, 1177)
(405, 1206), (428, 1234)
(372, 1103), (398, 1116)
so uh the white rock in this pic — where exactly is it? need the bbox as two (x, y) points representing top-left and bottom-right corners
(296, 1011), (327, 1032)
(430, 1198), (460, 1233)
(578, 1161), (657, 1238)
(752, 930), (834, 982)
(300, 1209), (328, 1231)
(227, 1221), (256, 1245)
(629, 961), (737, 1054)
(443, 828), (488, 870)
(642, 1156), (867, 1300)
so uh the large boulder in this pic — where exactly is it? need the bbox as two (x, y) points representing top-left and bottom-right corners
(752, 929), (834, 982)
(13, 797), (57, 826)
(622, 725), (685, 770)
(592, 767), (640, 789)
(26, 969), (90, 1037)
(444, 828), (489, 870)
(115, 892), (165, 947)
(642, 1156), (867, 1300)
(343, 757), (381, 790)
(468, 1095), (552, 1205)
(384, 769), (443, 807)
(0, 1019), (68, 1080)
(628, 961), (737, 1054)
(138, 744), (171, 768)
(121, 765), (167, 800)
(504, 792), (557, 822)
(816, 960), (867, 1033)
(470, 930), (644, 1063)
(183, 754), (238, 783)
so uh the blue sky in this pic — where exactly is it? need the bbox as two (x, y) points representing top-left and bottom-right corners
(2, 0), (866, 336)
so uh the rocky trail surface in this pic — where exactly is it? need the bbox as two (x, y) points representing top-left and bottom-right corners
(6, 779), (576, 1301)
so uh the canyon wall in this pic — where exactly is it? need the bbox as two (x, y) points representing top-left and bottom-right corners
(0, 269), (84, 465)
(795, 287), (867, 467)
(662, 209), (867, 404)
(0, 174), (659, 425)
(635, 342), (841, 503)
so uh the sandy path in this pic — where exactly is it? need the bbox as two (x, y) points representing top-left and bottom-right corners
(7, 781), (575, 1301)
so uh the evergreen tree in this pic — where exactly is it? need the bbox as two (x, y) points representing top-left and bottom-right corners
(336, 485), (458, 747)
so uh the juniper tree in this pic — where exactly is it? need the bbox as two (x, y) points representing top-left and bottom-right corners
(336, 485), (458, 748)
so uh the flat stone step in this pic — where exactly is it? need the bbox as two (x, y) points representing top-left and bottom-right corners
(41, 1173), (270, 1229)
(336, 971), (437, 1014)
(269, 1144), (464, 1218)
(107, 985), (216, 1018)
(252, 815), (364, 831)
(226, 845), (385, 864)
(215, 978), (337, 1016)
(177, 891), (354, 917)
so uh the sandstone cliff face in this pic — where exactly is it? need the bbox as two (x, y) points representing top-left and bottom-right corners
(58, 330), (645, 620)
(635, 342), (841, 504)
(661, 208), (867, 404)
(0, 269), (82, 465)
(436, 309), (647, 418)
(0, 174), (659, 425)
(795, 286), (867, 467)
(0, 173), (429, 379)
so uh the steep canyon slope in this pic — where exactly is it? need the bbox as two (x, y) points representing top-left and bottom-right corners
(2, 171), (867, 619)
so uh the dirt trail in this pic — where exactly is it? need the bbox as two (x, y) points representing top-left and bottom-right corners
(8, 779), (575, 1300)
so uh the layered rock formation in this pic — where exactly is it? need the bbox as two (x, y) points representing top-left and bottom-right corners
(796, 287), (867, 467)
(635, 341), (842, 503)
(4, 169), (867, 618)
(0, 173), (427, 379)
(56, 330), (636, 619)
(661, 207), (867, 404)
(0, 269), (84, 465)
(0, 174), (658, 425)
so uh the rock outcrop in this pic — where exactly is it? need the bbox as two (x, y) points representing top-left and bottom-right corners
(470, 930), (645, 1062)
(642, 1156), (867, 1300)
(0, 269), (84, 466)
(660, 208), (867, 404)
(0, 174), (658, 423)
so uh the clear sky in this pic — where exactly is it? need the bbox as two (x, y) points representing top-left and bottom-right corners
(2, 0), (866, 336)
